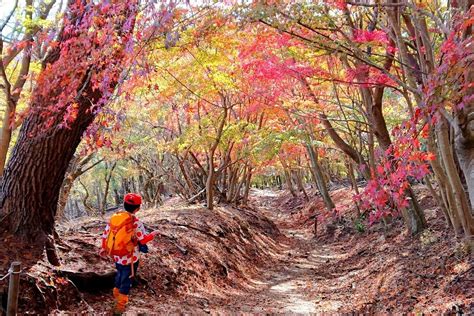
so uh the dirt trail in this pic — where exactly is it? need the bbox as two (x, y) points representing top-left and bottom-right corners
(127, 189), (336, 314)
(92, 189), (349, 315)
(208, 188), (473, 314)
(211, 189), (345, 314)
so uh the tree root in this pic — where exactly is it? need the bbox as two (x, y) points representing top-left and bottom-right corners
(45, 234), (61, 267)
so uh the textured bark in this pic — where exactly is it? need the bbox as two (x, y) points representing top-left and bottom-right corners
(427, 128), (463, 234)
(403, 187), (427, 235)
(370, 86), (393, 151)
(439, 118), (474, 237)
(456, 6), (474, 210)
(45, 234), (61, 266)
(425, 176), (451, 228)
(456, 133), (474, 211)
(0, 92), (97, 241)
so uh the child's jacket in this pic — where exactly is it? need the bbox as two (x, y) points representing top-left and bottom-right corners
(101, 213), (154, 265)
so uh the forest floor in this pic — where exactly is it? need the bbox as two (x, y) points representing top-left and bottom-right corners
(1, 186), (473, 314)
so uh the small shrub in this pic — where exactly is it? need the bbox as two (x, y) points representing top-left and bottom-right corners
(353, 215), (366, 233)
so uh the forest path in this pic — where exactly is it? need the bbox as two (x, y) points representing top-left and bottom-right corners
(115, 189), (350, 315)
(209, 189), (346, 314)
(82, 187), (469, 314)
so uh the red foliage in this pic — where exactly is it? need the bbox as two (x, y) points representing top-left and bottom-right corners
(30, 1), (138, 134)
(345, 64), (394, 87)
(324, 0), (347, 10)
(353, 30), (389, 45)
(355, 106), (435, 224)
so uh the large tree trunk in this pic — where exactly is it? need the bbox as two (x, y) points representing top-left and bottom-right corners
(0, 96), (97, 241)
(438, 119), (474, 237)
(456, 131), (474, 211)
(0, 1), (137, 243)
(456, 0), (474, 210)
(452, 0), (474, 236)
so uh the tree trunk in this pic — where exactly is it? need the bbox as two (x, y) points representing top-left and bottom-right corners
(306, 143), (335, 211)
(300, 78), (371, 180)
(0, 111), (13, 176)
(293, 168), (308, 201)
(0, 96), (98, 241)
(456, 28), (474, 210)
(0, 1), (137, 243)
(102, 162), (117, 214)
(0, 0), (35, 175)
(57, 175), (76, 220)
(206, 156), (216, 210)
(456, 129), (474, 211)
(319, 113), (371, 180)
(205, 105), (228, 210)
(178, 156), (196, 198)
(439, 118), (474, 237)
(427, 127), (463, 234)
(403, 187), (427, 235)
(242, 166), (252, 206)
(280, 158), (297, 197)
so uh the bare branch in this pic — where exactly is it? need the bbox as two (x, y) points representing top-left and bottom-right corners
(346, 1), (408, 7)
(0, 0), (19, 32)
(3, 0), (57, 68)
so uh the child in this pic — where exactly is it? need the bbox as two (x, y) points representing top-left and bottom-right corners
(100, 193), (156, 314)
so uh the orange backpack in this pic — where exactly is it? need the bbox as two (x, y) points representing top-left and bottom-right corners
(105, 211), (137, 257)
